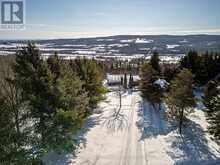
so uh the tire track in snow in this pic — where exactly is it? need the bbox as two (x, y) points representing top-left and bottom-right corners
(119, 95), (137, 165)
(119, 94), (148, 165)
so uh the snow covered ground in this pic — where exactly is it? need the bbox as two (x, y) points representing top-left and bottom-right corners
(44, 90), (220, 165)
(135, 38), (154, 44)
(167, 44), (180, 49)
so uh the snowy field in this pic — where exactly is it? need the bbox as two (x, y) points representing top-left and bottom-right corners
(44, 90), (220, 165)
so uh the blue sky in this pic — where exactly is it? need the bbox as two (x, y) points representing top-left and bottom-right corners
(1, 0), (220, 39)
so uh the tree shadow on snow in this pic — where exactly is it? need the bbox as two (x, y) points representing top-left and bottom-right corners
(101, 91), (131, 133)
(136, 98), (220, 164)
(167, 119), (220, 165)
(74, 114), (102, 150)
(136, 99), (176, 140)
(43, 114), (102, 165)
(43, 91), (131, 164)
(101, 107), (128, 133)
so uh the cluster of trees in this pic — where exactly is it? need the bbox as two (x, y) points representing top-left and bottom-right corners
(162, 64), (180, 83)
(70, 58), (106, 112)
(140, 50), (220, 137)
(101, 58), (143, 75)
(140, 52), (196, 134)
(180, 50), (220, 139)
(0, 44), (105, 164)
(180, 51), (220, 85)
(120, 73), (134, 89)
(140, 52), (164, 110)
(204, 74), (220, 140)
(166, 69), (196, 134)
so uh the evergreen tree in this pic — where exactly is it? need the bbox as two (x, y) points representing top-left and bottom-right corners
(123, 73), (127, 89)
(14, 43), (55, 153)
(166, 69), (196, 134)
(0, 98), (24, 164)
(204, 74), (220, 140)
(111, 62), (114, 70)
(129, 73), (133, 89)
(150, 51), (161, 74)
(46, 55), (89, 150)
(180, 50), (198, 73)
(120, 76), (124, 86)
(140, 63), (162, 109)
(180, 51), (220, 84)
(163, 65), (179, 83)
(70, 58), (106, 113)
(13, 44), (89, 159)
(128, 63), (132, 72)
(0, 57), (32, 164)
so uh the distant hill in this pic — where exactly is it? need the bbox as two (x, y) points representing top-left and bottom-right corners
(1, 35), (220, 57)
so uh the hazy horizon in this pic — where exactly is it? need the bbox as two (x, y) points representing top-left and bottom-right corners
(2, 33), (220, 41)
(1, 0), (220, 39)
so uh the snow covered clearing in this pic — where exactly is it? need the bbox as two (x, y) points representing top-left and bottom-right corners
(0, 51), (15, 55)
(44, 90), (220, 165)
(159, 55), (184, 63)
(97, 39), (115, 42)
(108, 44), (129, 48)
(167, 45), (180, 49)
(135, 38), (154, 44)
(120, 40), (134, 43)
(179, 39), (188, 43)
(74, 50), (96, 55)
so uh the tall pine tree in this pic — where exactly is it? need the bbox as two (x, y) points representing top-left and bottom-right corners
(140, 63), (162, 109)
(70, 58), (106, 113)
(166, 69), (196, 134)
(150, 51), (161, 75)
(13, 44), (89, 158)
(0, 56), (32, 164)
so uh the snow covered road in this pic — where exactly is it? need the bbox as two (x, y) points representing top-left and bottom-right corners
(73, 92), (149, 165)
(119, 94), (147, 165)
(44, 91), (220, 165)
